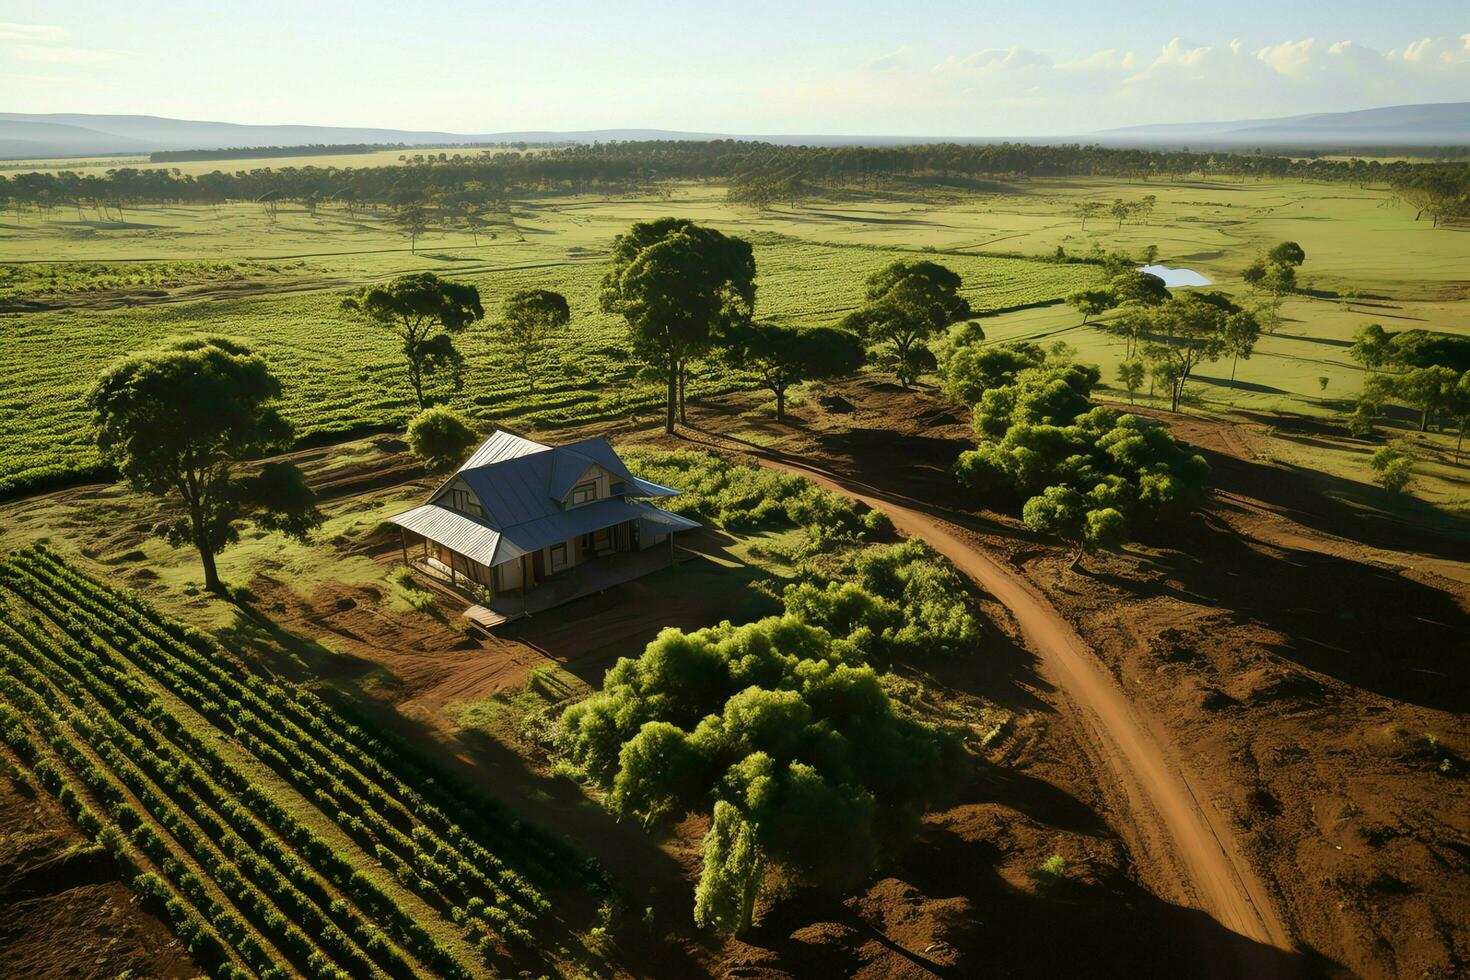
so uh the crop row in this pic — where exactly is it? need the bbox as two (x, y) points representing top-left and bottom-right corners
(0, 238), (1096, 495)
(19, 547), (587, 888)
(1, 555), (534, 954)
(6, 552), (554, 937)
(0, 605), (401, 978)
(0, 548), (602, 976)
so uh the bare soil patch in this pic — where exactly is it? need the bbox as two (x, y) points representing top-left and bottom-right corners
(0, 752), (195, 978)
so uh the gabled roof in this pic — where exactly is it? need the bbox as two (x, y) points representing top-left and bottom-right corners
(390, 430), (696, 566)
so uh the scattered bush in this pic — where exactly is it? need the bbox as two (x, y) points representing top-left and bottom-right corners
(1370, 446), (1413, 494)
(406, 406), (479, 471)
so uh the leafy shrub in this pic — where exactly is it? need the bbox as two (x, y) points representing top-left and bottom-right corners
(622, 448), (874, 541)
(1370, 446), (1413, 493)
(557, 615), (962, 932)
(953, 365), (1208, 564)
(784, 540), (982, 658)
(406, 407), (478, 471)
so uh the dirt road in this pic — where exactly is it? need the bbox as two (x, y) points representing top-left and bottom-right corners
(755, 451), (1298, 976)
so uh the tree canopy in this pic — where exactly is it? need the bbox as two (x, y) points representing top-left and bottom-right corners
(841, 260), (971, 387)
(951, 359), (1209, 567)
(87, 336), (321, 593)
(719, 322), (865, 421)
(496, 288), (571, 392)
(341, 273), (484, 408)
(1137, 291), (1259, 411)
(406, 406), (478, 470)
(600, 218), (756, 433)
(558, 614), (962, 934)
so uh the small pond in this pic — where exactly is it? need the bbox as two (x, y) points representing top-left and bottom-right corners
(1139, 264), (1212, 288)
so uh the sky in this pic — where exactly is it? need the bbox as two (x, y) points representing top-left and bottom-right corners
(1, 0), (1468, 135)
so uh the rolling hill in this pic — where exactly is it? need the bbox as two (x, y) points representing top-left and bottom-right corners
(1, 102), (1465, 160)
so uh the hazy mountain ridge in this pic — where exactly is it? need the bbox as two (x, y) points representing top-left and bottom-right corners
(0, 102), (1465, 160)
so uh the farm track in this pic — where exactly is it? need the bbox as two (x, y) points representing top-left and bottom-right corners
(748, 447), (1299, 978)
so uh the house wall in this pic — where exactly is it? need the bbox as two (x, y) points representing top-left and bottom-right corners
(430, 476), (485, 518)
(543, 539), (577, 575)
(563, 466), (613, 508)
(495, 557), (523, 591)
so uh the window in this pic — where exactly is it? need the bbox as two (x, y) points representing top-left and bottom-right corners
(610, 481), (627, 496)
(442, 487), (482, 517)
(549, 543), (569, 570)
(569, 480), (597, 506)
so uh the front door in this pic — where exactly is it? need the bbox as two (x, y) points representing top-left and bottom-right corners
(548, 541), (570, 573)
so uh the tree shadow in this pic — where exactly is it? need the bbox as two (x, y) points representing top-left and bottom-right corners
(1193, 431), (1470, 558)
(1137, 509), (1470, 713)
(738, 810), (1324, 980)
(1193, 375), (1291, 395)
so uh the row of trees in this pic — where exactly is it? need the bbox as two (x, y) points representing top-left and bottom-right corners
(5, 141), (1464, 217)
(600, 219), (967, 431)
(1348, 324), (1470, 449)
(1391, 167), (1470, 227)
(1068, 267), (1262, 411)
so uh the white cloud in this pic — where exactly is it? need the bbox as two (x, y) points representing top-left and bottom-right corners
(0, 22), (65, 42)
(1056, 49), (1136, 72)
(12, 44), (120, 65)
(1256, 38), (1323, 77)
(760, 32), (1470, 134)
(865, 47), (908, 72)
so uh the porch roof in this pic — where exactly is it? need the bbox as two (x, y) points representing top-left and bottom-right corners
(390, 498), (699, 568)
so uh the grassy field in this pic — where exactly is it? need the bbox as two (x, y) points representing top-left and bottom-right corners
(1, 175), (1467, 504)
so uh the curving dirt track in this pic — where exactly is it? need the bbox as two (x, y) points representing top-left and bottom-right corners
(755, 451), (1298, 978)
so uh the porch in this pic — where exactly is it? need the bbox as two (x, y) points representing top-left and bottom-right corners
(461, 544), (688, 629)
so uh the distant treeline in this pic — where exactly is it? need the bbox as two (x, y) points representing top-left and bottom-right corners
(4, 140), (1468, 217)
(149, 143), (400, 163)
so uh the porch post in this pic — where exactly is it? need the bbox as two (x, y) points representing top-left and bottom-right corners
(399, 529), (409, 568)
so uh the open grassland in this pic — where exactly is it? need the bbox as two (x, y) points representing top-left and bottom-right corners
(0, 546), (606, 978)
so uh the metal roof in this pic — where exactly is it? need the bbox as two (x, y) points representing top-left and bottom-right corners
(389, 504), (502, 567)
(458, 430), (548, 470)
(393, 430), (697, 567)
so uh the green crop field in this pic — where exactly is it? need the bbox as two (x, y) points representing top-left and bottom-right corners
(0, 186), (1102, 495)
(1, 175), (1467, 502)
(0, 546), (606, 978)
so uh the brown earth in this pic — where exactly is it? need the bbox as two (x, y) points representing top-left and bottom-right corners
(3, 379), (1465, 978)
(0, 750), (196, 979)
(653, 377), (1468, 979)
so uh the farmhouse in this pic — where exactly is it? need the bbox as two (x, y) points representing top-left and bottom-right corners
(389, 431), (699, 615)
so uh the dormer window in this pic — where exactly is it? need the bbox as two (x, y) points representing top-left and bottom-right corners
(443, 487), (483, 517)
(611, 481), (626, 495)
(569, 481), (598, 506)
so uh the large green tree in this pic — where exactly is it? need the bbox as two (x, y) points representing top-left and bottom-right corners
(842, 260), (971, 387)
(341, 273), (484, 408)
(600, 218), (756, 433)
(496, 289), (571, 393)
(719, 322), (866, 421)
(87, 337), (321, 594)
(1142, 292), (1259, 411)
